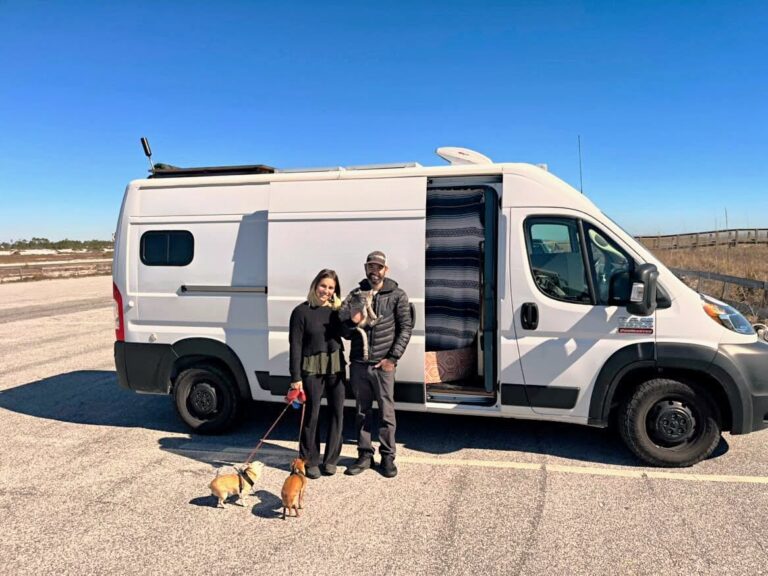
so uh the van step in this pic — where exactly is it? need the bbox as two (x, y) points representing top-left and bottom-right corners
(427, 392), (496, 405)
(426, 382), (494, 397)
(426, 382), (496, 405)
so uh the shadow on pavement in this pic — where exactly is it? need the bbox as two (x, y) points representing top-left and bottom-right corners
(251, 490), (285, 519)
(189, 488), (284, 518)
(159, 401), (730, 469)
(0, 370), (187, 433)
(1, 372), (728, 468)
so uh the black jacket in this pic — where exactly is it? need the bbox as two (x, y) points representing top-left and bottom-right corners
(288, 303), (344, 381)
(342, 278), (413, 363)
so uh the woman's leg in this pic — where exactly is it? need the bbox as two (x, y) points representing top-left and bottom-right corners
(322, 373), (346, 467)
(300, 374), (325, 468)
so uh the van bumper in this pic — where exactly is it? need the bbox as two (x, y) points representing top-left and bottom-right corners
(113, 341), (174, 394)
(114, 339), (252, 399)
(715, 341), (768, 434)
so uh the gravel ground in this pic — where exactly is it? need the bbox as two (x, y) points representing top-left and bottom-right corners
(1, 276), (767, 576)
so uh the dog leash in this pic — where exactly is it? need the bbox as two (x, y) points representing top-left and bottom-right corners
(243, 393), (307, 465)
(297, 402), (306, 456)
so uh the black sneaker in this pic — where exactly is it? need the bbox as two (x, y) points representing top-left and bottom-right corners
(305, 465), (321, 479)
(344, 454), (375, 476)
(321, 463), (337, 476)
(380, 455), (398, 478)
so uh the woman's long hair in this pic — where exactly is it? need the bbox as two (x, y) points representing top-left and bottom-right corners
(307, 269), (342, 310)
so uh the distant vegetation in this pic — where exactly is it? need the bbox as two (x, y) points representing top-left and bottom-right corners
(0, 237), (113, 251)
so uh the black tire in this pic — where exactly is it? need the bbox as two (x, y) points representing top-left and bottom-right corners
(619, 378), (721, 467)
(173, 365), (241, 434)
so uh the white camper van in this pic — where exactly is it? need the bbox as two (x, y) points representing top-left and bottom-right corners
(113, 146), (768, 467)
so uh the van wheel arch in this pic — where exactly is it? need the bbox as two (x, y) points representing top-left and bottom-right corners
(590, 344), (736, 433)
(169, 338), (252, 401)
(606, 367), (733, 434)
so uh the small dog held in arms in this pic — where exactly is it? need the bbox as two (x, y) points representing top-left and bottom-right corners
(280, 458), (308, 519)
(209, 461), (264, 508)
(340, 290), (379, 361)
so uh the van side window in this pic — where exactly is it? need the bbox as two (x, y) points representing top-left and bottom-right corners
(525, 219), (590, 303)
(140, 231), (194, 266)
(584, 224), (633, 305)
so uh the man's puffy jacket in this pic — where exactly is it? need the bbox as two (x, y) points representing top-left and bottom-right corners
(342, 277), (413, 363)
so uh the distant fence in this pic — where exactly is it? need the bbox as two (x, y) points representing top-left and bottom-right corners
(0, 259), (112, 283)
(670, 267), (768, 319)
(638, 228), (768, 250)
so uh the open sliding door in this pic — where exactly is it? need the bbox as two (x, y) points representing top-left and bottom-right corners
(265, 176), (427, 404)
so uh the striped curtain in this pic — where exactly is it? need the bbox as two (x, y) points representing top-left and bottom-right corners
(425, 188), (484, 351)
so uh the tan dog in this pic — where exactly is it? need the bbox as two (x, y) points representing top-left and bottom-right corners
(209, 461), (264, 508)
(280, 458), (308, 519)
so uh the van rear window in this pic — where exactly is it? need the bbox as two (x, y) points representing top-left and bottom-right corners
(140, 231), (194, 266)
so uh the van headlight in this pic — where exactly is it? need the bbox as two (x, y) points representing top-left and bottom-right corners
(701, 295), (754, 335)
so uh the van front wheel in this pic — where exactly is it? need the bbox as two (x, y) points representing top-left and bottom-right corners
(619, 378), (721, 467)
(173, 366), (240, 434)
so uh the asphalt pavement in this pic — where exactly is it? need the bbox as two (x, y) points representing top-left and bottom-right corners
(1, 276), (766, 576)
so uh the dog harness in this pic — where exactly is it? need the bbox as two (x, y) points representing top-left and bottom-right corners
(237, 468), (255, 489)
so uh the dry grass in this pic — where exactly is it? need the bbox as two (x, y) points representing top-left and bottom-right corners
(0, 251), (111, 265)
(649, 244), (768, 280)
(0, 251), (112, 283)
(649, 244), (768, 322)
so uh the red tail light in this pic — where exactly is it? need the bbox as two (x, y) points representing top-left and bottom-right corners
(113, 282), (125, 341)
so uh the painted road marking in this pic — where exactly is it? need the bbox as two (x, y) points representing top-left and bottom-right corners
(176, 440), (768, 485)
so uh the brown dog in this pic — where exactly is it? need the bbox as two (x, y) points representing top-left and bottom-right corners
(209, 461), (264, 508)
(280, 458), (308, 519)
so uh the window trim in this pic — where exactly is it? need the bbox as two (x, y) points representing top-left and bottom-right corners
(140, 230), (194, 267)
(577, 219), (598, 305)
(582, 221), (636, 306)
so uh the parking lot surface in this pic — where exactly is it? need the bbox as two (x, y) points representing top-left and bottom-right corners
(1, 276), (767, 575)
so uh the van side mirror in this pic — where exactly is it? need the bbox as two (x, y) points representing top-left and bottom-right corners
(625, 263), (658, 316)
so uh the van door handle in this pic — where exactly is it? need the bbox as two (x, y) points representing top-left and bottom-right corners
(521, 302), (539, 330)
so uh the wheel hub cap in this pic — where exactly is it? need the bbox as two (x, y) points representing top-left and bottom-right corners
(650, 400), (696, 444)
(190, 382), (217, 416)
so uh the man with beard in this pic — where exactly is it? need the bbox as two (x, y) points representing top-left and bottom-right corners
(342, 250), (413, 478)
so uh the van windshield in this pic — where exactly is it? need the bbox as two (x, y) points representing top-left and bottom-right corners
(601, 211), (657, 262)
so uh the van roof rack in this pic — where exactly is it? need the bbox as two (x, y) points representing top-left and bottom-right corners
(149, 163), (276, 178)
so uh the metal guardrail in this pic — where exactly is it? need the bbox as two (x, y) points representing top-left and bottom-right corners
(670, 268), (768, 292)
(638, 228), (768, 250)
(670, 267), (768, 319)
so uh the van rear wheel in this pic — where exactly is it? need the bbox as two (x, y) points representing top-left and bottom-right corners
(619, 378), (721, 467)
(173, 365), (240, 434)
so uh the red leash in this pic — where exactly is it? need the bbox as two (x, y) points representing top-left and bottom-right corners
(244, 389), (307, 464)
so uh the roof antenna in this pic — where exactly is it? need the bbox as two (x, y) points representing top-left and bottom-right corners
(578, 135), (584, 194)
(140, 137), (155, 175)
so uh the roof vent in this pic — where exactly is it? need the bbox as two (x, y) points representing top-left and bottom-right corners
(436, 147), (493, 165)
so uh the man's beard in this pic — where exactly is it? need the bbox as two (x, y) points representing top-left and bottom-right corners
(367, 272), (382, 285)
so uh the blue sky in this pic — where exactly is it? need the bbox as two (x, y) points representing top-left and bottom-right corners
(1, 1), (766, 241)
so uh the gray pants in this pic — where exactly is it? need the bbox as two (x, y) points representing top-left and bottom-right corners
(350, 362), (396, 457)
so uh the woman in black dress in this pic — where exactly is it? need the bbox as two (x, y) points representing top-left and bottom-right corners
(288, 269), (346, 479)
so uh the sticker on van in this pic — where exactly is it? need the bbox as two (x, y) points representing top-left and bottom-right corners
(618, 316), (654, 334)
